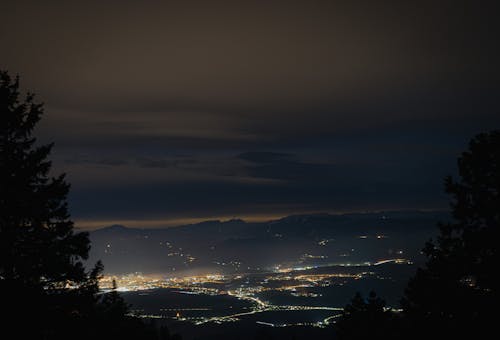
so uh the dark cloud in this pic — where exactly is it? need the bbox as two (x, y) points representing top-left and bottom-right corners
(1, 0), (498, 227)
(237, 152), (295, 164)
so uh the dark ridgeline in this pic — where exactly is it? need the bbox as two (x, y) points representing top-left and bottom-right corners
(335, 131), (500, 339)
(0, 71), (179, 340)
(88, 211), (443, 275)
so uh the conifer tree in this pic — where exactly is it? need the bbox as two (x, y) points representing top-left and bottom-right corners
(335, 291), (397, 340)
(402, 130), (500, 338)
(0, 70), (94, 288)
(1, 70), (168, 340)
(0, 70), (102, 338)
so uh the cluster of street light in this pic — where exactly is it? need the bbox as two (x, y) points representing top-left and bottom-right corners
(100, 258), (411, 327)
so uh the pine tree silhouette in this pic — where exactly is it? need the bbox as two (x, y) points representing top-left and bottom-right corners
(0, 70), (167, 340)
(0, 70), (95, 286)
(402, 130), (500, 338)
(335, 291), (399, 339)
(0, 70), (104, 338)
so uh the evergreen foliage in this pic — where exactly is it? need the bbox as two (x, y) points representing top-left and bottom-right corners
(336, 131), (499, 339)
(0, 70), (179, 339)
(335, 291), (400, 339)
(402, 130), (500, 338)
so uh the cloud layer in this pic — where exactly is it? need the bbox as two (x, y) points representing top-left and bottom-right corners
(1, 1), (498, 227)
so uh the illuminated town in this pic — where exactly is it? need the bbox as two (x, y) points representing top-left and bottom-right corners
(99, 258), (409, 328)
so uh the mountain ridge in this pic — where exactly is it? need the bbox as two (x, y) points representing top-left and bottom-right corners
(87, 210), (448, 274)
(91, 210), (449, 233)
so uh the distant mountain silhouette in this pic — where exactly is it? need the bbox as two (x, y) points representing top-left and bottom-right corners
(88, 211), (447, 274)
(97, 224), (136, 232)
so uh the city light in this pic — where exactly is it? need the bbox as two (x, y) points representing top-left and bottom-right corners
(101, 258), (411, 327)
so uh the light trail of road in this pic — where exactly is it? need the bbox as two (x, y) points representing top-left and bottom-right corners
(195, 289), (343, 325)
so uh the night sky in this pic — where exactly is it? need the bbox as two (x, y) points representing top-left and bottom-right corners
(1, 1), (498, 228)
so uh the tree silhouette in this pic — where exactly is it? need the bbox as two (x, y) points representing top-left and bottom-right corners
(0, 70), (104, 338)
(335, 291), (400, 339)
(99, 279), (130, 320)
(402, 130), (500, 338)
(0, 70), (94, 286)
(0, 70), (170, 339)
(336, 131), (500, 339)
